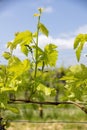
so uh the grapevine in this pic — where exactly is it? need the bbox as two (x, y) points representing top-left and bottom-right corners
(0, 8), (87, 129)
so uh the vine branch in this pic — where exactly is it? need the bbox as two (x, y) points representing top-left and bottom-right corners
(9, 99), (87, 114)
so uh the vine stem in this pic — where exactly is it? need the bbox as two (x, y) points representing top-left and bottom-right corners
(34, 14), (41, 79)
(9, 99), (87, 114)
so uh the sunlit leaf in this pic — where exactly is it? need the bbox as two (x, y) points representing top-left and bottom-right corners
(0, 83), (4, 87)
(38, 44), (58, 67)
(74, 34), (84, 49)
(1, 86), (18, 92)
(37, 83), (53, 95)
(21, 45), (29, 56)
(2, 52), (11, 60)
(74, 34), (87, 61)
(39, 23), (49, 36)
(38, 8), (44, 13)
(8, 58), (30, 78)
(8, 56), (21, 66)
(7, 106), (19, 114)
(33, 32), (37, 37)
(13, 30), (32, 48)
(76, 42), (84, 61)
(34, 13), (40, 17)
(22, 59), (30, 70)
(0, 103), (6, 109)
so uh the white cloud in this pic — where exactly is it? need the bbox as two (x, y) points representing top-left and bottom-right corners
(39, 24), (87, 50)
(13, 45), (26, 59)
(39, 35), (74, 49)
(44, 6), (53, 13)
(2, 24), (86, 66)
(10, 24), (87, 58)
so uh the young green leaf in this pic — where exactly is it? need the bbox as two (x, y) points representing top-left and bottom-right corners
(33, 32), (37, 37)
(8, 56), (21, 66)
(21, 45), (29, 56)
(8, 58), (30, 78)
(22, 59), (30, 70)
(74, 34), (87, 61)
(34, 13), (40, 17)
(74, 34), (83, 49)
(1, 86), (18, 92)
(7, 42), (13, 50)
(76, 44), (82, 62)
(2, 52), (11, 60)
(13, 30), (32, 48)
(38, 43), (58, 67)
(39, 23), (49, 36)
(37, 83), (53, 96)
(38, 8), (44, 14)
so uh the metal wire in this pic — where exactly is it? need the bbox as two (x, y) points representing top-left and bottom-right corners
(7, 120), (87, 124)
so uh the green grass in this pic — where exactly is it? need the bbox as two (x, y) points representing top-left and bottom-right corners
(4, 104), (87, 130)
(5, 104), (87, 121)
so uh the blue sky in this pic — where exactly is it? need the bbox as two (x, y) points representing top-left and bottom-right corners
(0, 0), (87, 67)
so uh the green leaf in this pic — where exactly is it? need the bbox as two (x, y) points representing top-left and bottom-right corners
(33, 32), (37, 37)
(38, 8), (44, 13)
(34, 13), (40, 17)
(37, 44), (58, 67)
(0, 83), (4, 87)
(7, 106), (19, 114)
(76, 43), (84, 62)
(69, 65), (82, 73)
(68, 93), (75, 99)
(21, 45), (29, 56)
(8, 58), (30, 78)
(61, 76), (77, 81)
(74, 34), (83, 49)
(39, 23), (49, 36)
(0, 65), (7, 78)
(13, 30), (32, 49)
(1, 86), (18, 92)
(7, 42), (12, 48)
(22, 59), (30, 70)
(37, 83), (53, 96)
(0, 103), (6, 109)
(8, 56), (21, 65)
(0, 93), (8, 105)
(7, 41), (15, 51)
(2, 52), (11, 60)
(74, 34), (87, 62)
